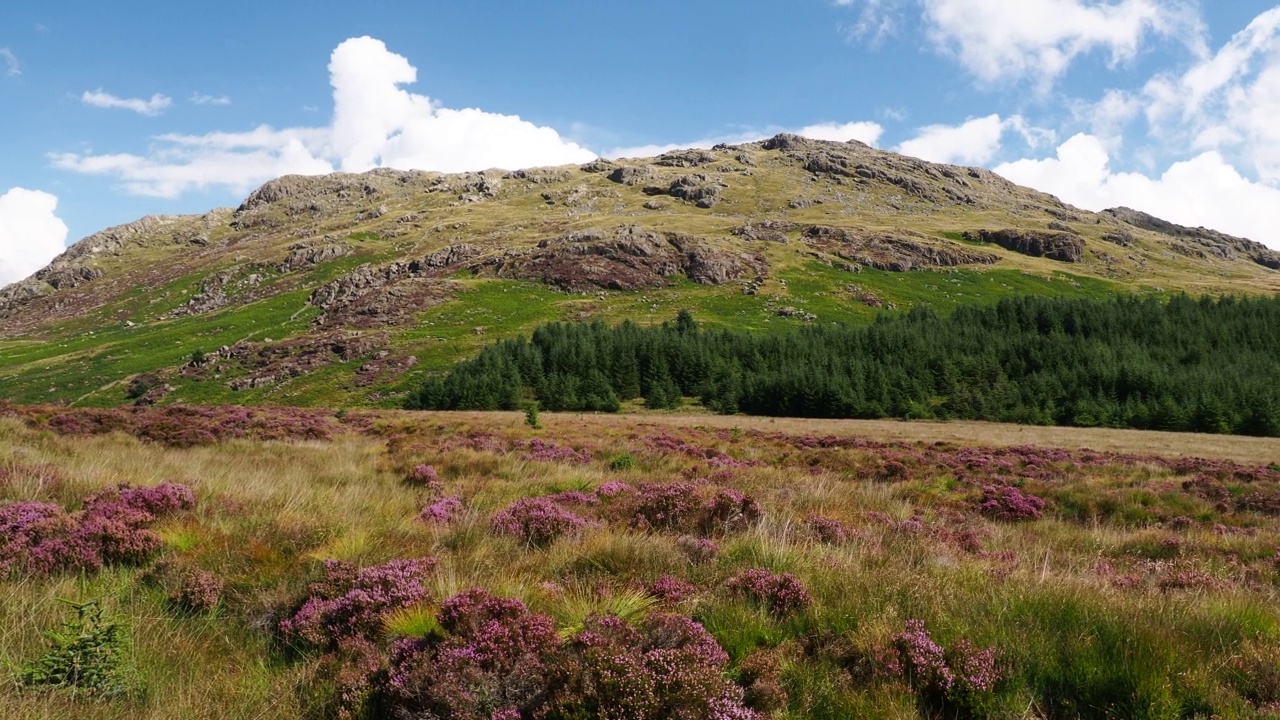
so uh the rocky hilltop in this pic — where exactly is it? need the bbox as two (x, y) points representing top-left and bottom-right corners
(2, 134), (1278, 408)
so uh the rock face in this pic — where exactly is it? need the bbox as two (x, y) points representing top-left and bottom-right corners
(802, 226), (1000, 271)
(0, 279), (50, 319)
(644, 174), (725, 208)
(186, 332), (388, 391)
(970, 229), (1085, 263)
(279, 240), (353, 272)
(488, 226), (767, 292)
(169, 266), (268, 318)
(606, 166), (653, 186)
(1103, 207), (1280, 270)
(309, 244), (479, 326)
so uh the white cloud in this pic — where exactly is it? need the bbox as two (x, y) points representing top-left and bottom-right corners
(606, 121), (884, 160)
(57, 37), (596, 198)
(921, 0), (1204, 89)
(896, 114), (1028, 165)
(897, 114), (1004, 164)
(81, 89), (172, 116)
(190, 93), (231, 106)
(996, 133), (1280, 249)
(0, 188), (69, 286)
(1, 48), (19, 77)
(835, 0), (901, 43)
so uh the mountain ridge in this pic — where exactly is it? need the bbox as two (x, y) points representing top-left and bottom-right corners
(1, 133), (1277, 408)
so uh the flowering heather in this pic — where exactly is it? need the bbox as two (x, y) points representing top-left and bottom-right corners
(523, 438), (592, 465)
(37, 405), (334, 446)
(805, 515), (853, 544)
(977, 485), (1046, 521)
(418, 496), (464, 525)
(644, 433), (761, 469)
(648, 574), (696, 604)
(405, 464), (443, 494)
(169, 568), (224, 613)
(549, 612), (760, 719)
(594, 480), (634, 498)
(491, 496), (592, 547)
(543, 490), (600, 506)
(0, 482), (196, 577)
(703, 489), (762, 535)
(893, 620), (1001, 711)
(629, 482), (704, 532)
(384, 589), (560, 719)
(725, 569), (812, 617)
(279, 557), (435, 650)
(676, 535), (720, 565)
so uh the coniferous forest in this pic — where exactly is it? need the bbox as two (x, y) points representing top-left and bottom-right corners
(407, 294), (1280, 436)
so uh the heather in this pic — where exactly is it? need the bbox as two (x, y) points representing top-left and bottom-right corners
(410, 297), (1280, 436)
(5, 412), (1280, 718)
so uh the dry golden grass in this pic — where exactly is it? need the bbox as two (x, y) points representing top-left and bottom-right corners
(381, 409), (1280, 465)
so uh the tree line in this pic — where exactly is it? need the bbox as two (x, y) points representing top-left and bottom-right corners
(406, 294), (1280, 436)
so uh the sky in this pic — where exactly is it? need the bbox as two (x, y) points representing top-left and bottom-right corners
(3, 0), (1280, 285)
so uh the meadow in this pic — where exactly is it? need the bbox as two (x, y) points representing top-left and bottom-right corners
(4, 403), (1280, 718)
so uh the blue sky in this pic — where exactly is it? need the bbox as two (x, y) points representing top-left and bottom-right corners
(3, 1), (1280, 283)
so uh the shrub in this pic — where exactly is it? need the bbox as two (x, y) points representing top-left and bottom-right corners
(630, 482), (704, 532)
(405, 464), (443, 494)
(19, 599), (144, 699)
(649, 575), (696, 604)
(490, 497), (592, 547)
(0, 483), (196, 577)
(805, 515), (852, 544)
(168, 568), (224, 614)
(676, 535), (720, 565)
(977, 485), (1046, 521)
(547, 612), (761, 719)
(703, 488), (763, 535)
(725, 569), (812, 617)
(892, 619), (1001, 715)
(595, 480), (634, 498)
(418, 496), (463, 525)
(280, 557), (436, 651)
(383, 589), (560, 719)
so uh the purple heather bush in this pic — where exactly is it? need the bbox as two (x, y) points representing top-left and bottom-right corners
(648, 574), (696, 604)
(169, 568), (224, 613)
(629, 482), (705, 532)
(384, 589), (561, 719)
(405, 464), (443, 494)
(419, 496), (464, 525)
(977, 485), (1046, 522)
(676, 535), (720, 565)
(893, 619), (1002, 713)
(703, 489), (763, 535)
(490, 496), (593, 547)
(523, 439), (592, 465)
(542, 490), (600, 507)
(0, 482), (196, 577)
(595, 480), (635, 498)
(280, 557), (436, 651)
(549, 612), (761, 719)
(726, 569), (812, 617)
(805, 515), (853, 545)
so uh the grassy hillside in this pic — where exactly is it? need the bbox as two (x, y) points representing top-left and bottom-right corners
(1, 135), (1277, 409)
(4, 407), (1280, 718)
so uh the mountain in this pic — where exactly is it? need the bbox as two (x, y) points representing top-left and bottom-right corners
(2, 133), (1278, 409)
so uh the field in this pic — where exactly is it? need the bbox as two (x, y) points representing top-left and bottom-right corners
(4, 405), (1280, 718)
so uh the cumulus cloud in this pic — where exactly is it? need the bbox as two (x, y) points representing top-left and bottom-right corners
(190, 93), (231, 106)
(920, 0), (1204, 89)
(57, 37), (596, 198)
(81, 89), (172, 116)
(606, 121), (884, 160)
(996, 133), (1280, 248)
(1, 48), (19, 77)
(0, 188), (69, 286)
(895, 114), (1051, 165)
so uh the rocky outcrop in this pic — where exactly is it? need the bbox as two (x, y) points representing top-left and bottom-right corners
(308, 244), (478, 326)
(733, 220), (796, 243)
(488, 225), (766, 292)
(0, 279), (51, 319)
(653, 149), (718, 168)
(802, 226), (999, 271)
(1103, 206), (1280, 270)
(607, 166), (653, 186)
(969, 229), (1085, 263)
(169, 266), (269, 318)
(644, 174), (725, 208)
(194, 332), (388, 391)
(279, 240), (353, 272)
